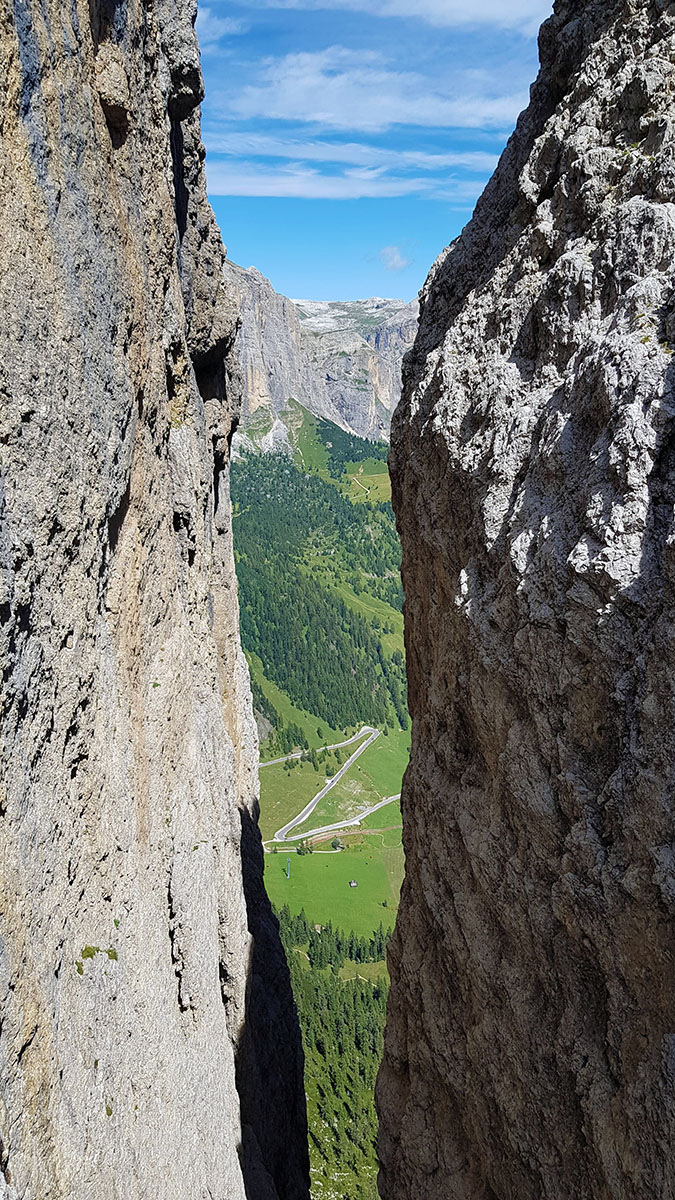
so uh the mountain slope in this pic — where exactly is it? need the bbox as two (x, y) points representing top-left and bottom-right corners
(224, 259), (418, 447)
(0, 5), (307, 1198)
(231, 416), (407, 1200)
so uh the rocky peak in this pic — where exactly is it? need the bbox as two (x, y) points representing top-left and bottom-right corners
(224, 259), (418, 447)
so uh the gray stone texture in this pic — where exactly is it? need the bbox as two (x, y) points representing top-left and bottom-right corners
(0, 3), (308, 1198)
(225, 260), (418, 443)
(378, 1), (675, 1197)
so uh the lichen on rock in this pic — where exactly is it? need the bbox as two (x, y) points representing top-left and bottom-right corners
(378, 2), (675, 1197)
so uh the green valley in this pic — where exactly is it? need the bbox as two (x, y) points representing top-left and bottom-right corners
(230, 402), (408, 1200)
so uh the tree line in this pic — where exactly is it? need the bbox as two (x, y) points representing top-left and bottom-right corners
(231, 453), (408, 732)
(316, 418), (389, 478)
(275, 903), (389, 1200)
(277, 906), (391, 968)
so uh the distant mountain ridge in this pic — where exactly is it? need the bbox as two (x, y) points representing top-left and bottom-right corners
(224, 259), (418, 451)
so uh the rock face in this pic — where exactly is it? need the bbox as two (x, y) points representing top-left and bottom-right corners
(379, 2), (675, 1197)
(0, 4), (307, 1199)
(295, 295), (419, 440)
(224, 259), (417, 446)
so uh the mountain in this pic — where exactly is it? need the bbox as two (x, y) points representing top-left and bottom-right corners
(223, 259), (418, 451)
(0, 6), (307, 1199)
(379, 3), (675, 1199)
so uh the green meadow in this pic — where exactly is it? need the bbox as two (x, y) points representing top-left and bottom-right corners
(233, 406), (408, 935)
(264, 836), (403, 938)
(289, 726), (409, 837)
(258, 730), (372, 842)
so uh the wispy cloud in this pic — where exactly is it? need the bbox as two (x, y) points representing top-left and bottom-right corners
(207, 161), (426, 198)
(221, 47), (529, 132)
(379, 245), (410, 270)
(232, 0), (553, 34)
(205, 158), (487, 201)
(196, 7), (248, 50)
(204, 131), (500, 173)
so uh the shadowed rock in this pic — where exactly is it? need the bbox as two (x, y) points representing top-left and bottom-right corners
(0, 3), (308, 1197)
(378, 2), (675, 1197)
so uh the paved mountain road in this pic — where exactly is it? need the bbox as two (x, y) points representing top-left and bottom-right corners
(278, 793), (401, 843)
(259, 725), (376, 769)
(272, 727), (380, 841)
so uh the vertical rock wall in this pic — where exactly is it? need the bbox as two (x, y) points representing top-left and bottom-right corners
(0, 3), (308, 1198)
(379, 1), (675, 1197)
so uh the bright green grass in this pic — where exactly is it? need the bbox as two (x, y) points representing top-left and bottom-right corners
(353, 727), (410, 798)
(338, 829), (404, 900)
(258, 733), (372, 842)
(247, 652), (345, 758)
(259, 760), (327, 843)
(359, 799), (402, 832)
(339, 459), (391, 504)
(338, 959), (388, 983)
(292, 402), (331, 472)
(289, 401), (391, 506)
(263, 840), (402, 937)
(295, 772), (380, 832)
(291, 727), (409, 837)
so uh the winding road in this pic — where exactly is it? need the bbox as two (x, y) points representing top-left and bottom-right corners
(272, 726), (380, 841)
(278, 792), (401, 843)
(259, 725), (376, 769)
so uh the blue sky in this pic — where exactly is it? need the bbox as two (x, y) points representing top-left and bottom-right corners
(198, 0), (554, 300)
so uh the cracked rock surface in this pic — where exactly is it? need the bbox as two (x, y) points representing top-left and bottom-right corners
(378, 2), (675, 1197)
(225, 259), (418, 444)
(0, 3), (308, 1198)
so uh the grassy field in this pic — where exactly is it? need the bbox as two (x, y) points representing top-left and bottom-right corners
(359, 800), (402, 831)
(339, 458), (391, 504)
(293, 403), (331, 473)
(338, 959), (388, 983)
(289, 727), (409, 837)
(264, 837), (402, 938)
(259, 761), (326, 843)
(238, 405), (408, 935)
(351, 727), (410, 797)
(258, 731), (372, 842)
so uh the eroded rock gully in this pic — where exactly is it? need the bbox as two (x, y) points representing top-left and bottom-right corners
(0, 3), (307, 1198)
(379, 1), (675, 1197)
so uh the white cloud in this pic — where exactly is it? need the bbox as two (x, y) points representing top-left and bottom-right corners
(379, 245), (410, 270)
(205, 158), (487, 200)
(233, 0), (553, 34)
(207, 160), (426, 197)
(196, 7), (247, 49)
(222, 47), (529, 132)
(204, 130), (500, 173)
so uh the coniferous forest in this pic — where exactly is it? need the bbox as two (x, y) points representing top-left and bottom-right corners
(231, 420), (407, 1200)
(276, 905), (389, 1200)
(231, 452), (408, 731)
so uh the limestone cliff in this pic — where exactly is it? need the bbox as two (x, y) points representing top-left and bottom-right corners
(0, 3), (307, 1198)
(379, 1), (675, 1197)
(224, 259), (417, 447)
